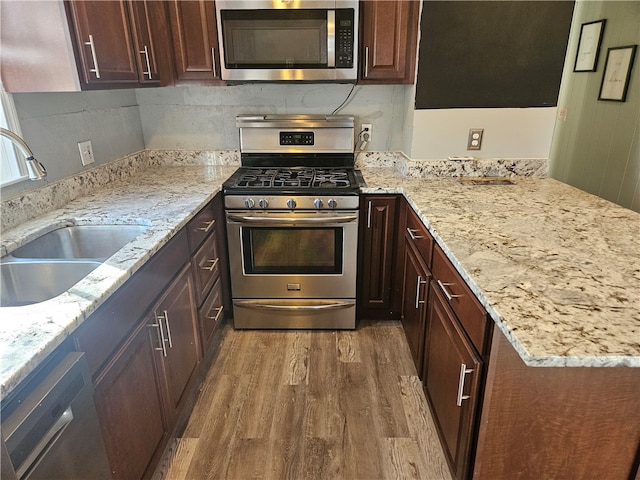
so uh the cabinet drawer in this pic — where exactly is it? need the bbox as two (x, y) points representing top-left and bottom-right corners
(432, 245), (488, 355)
(405, 206), (434, 266)
(191, 230), (219, 306)
(199, 277), (224, 352)
(187, 200), (217, 254)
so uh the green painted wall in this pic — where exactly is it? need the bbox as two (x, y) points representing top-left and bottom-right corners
(550, 1), (640, 212)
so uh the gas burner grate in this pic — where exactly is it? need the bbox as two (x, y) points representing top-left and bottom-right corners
(229, 167), (354, 190)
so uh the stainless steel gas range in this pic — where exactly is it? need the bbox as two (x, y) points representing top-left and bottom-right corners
(223, 114), (362, 329)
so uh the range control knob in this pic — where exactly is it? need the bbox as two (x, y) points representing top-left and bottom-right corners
(245, 198), (255, 209)
(258, 198), (269, 209)
(327, 198), (337, 209)
(287, 198), (297, 209)
(313, 198), (323, 209)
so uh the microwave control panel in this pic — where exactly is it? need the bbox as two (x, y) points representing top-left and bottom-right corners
(336, 9), (355, 68)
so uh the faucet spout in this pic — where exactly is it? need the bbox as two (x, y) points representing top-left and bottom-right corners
(0, 127), (47, 180)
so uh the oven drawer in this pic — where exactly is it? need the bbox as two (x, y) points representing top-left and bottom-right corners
(233, 299), (356, 329)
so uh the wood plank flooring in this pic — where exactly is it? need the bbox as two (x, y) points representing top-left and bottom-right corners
(155, 320), (452, 480)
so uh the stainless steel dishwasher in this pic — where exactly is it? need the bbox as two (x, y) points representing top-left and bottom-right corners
(1, 352), (111, 479)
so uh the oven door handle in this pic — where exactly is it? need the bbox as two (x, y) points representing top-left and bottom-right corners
(227, 214), (358, 225)
(234, 300), (354, 312)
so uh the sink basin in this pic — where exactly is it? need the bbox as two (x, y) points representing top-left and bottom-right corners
(0, 261), (102, 307)
(10, 225), (148, 260)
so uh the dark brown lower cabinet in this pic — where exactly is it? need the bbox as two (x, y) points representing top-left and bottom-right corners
(149, 265), (200, 423)
(401, 238), (430, 377)
(423, 283), (482, 480)
(358, 195), (399, 319)
(94, 321), (169, 480)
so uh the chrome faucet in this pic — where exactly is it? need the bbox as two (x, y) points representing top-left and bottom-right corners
(1, 127), (47, 180)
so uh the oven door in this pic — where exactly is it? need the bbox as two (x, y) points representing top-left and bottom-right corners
(226, 210), (358, 299)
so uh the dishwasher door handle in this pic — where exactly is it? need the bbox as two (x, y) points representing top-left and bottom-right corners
(15, 407), (74, 479)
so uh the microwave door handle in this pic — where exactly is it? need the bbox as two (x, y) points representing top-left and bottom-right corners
(327, 10), (335, 67)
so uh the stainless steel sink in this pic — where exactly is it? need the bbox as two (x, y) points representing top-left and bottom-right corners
(0, 261), (102, 307)
(10, 225), (148, 260)
(1, 224), (149, 307)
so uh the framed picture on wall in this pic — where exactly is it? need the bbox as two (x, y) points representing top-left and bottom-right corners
(598, 45), (637, 102)
(574, 19), (606, 72)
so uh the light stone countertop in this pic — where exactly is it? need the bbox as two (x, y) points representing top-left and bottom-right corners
(362, 168), (639, 368)
(1, 163), (639, 399)
(0, 165), (237, 399)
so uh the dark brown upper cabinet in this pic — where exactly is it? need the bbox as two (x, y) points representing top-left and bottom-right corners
(65, 0), (167, 88)
(359, 0), (420, 84)
(167, 0), (223, 85)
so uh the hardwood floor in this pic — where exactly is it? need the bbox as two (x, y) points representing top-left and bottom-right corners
(155, 320), (452, 480)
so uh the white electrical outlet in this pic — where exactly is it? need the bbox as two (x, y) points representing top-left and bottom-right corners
(78, 140), (95, 166)
(360, 123), (372, 143)
(467, 128), (484, 150)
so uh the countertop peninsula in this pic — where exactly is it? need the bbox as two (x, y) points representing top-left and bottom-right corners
(1, 162), (638, 399)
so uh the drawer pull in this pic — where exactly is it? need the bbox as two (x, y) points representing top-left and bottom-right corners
(206, 306), (224, 323)
(415, 275), (428, 309)
(437, 279), (462, 302)
(196, 219), (216, 233)
(456, 363), (474, 406)
(407, 227), (424, 240)
(367, 201), (372, 228)
(202, 258), (219, 271)
(212, 48), (217, 77)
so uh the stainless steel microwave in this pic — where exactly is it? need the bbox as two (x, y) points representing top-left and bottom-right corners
(215, 0), (359, 82)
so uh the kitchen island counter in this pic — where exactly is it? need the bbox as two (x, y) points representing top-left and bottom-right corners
(2, 162), (638, 399)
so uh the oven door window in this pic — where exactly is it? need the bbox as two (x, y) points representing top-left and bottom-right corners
(242, 227), (342, 274)
(221, 10), (328, 68)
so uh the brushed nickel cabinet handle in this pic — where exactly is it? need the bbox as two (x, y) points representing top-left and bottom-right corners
(161, 310), (173, 348)
(212, 48), (217, 77)
(150, 322), (167, 357)
(84, 34), (101, 78)
(437, 279), (462, 301)
(140, 45), (152, 79)
(407, 227), (424, 240)
(364, 46), (370, 78)
(202, 258), (219, 272)
(367, 200), (372, 228)
(206, 306), (224, 323)
(456, 363), (474, 406)
(415, 275), (428, 309)
(196, 219), (216, 233)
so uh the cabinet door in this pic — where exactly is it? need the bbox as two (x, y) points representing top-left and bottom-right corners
(67, 1), (140, 85)
(127, 0), (163, 84)
(424, 282), (482, 480)
(151, 265), (201, 421)
(94, 323), (169, 480)
(167, 0), (222, 83)
(358, 196), (399, 319)
(359, 0), (420, 84)
(401, 239), (430, 377)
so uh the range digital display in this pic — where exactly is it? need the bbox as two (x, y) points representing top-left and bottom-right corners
(280, 131), (314, 146)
